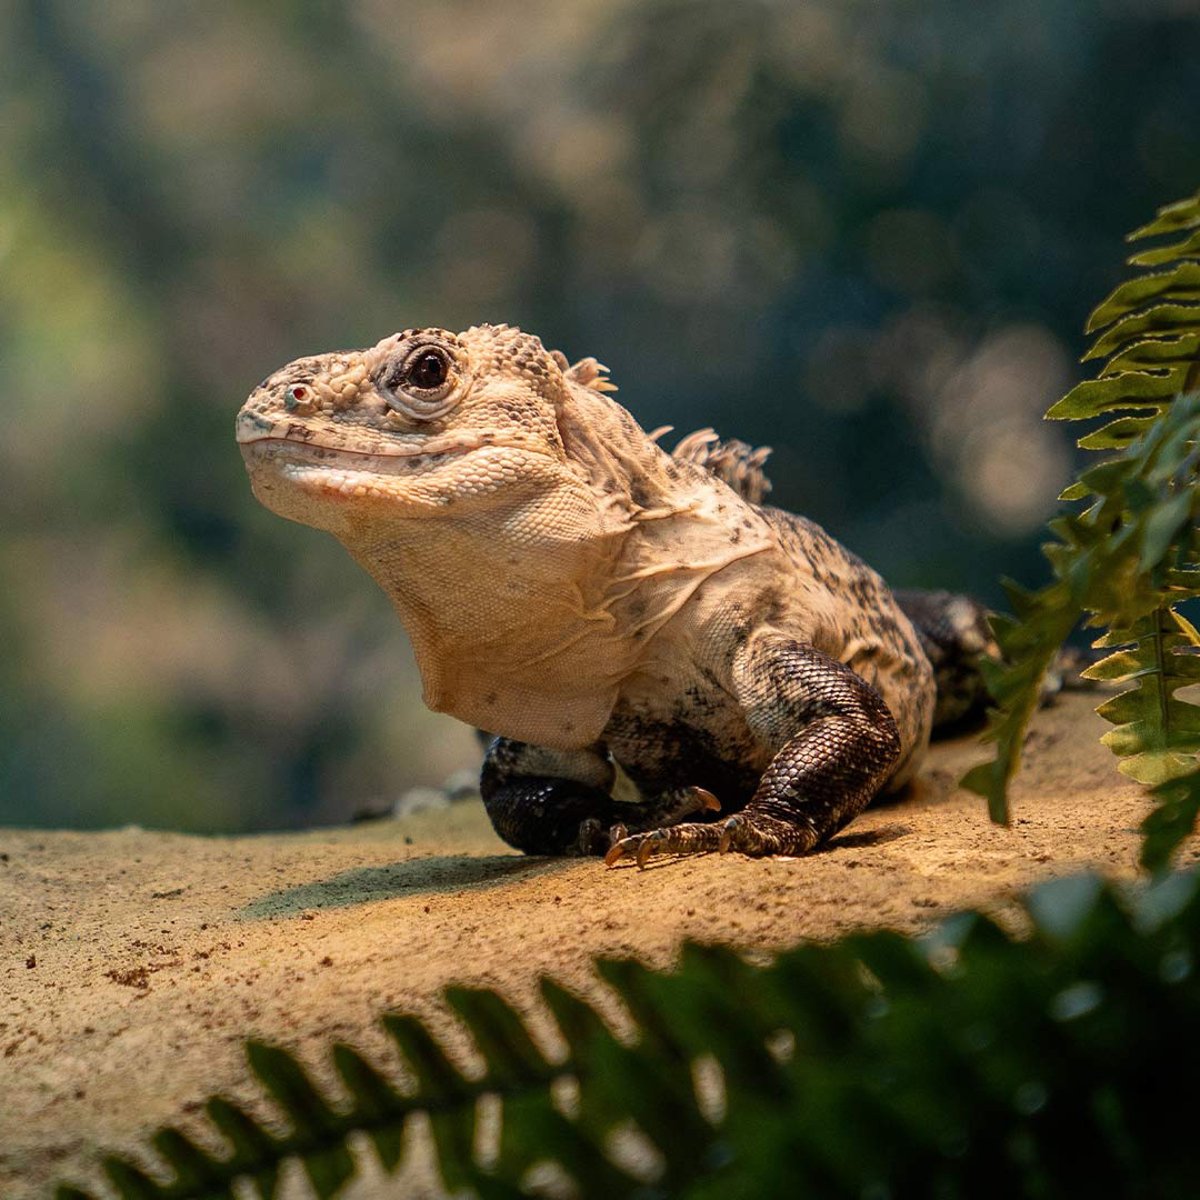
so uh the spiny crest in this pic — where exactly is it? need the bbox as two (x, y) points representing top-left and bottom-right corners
(672, 428), (774, 505)
(563, 355), (619, 393)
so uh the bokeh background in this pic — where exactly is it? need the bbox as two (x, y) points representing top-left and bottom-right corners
(2, 0), (1198, 832)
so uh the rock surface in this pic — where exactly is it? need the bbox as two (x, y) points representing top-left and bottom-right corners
(2, 692), (1194, 1198)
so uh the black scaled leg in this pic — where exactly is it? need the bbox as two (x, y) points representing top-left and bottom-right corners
(606, 637), (901, 865)
(480, 738), (622, 855)
(480, 738), (723, 856)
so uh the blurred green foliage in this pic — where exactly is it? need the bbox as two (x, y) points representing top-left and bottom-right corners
(2, 0), (1198, 831)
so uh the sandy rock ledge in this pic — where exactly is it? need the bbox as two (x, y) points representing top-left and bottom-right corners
(2, 692), (1195, 1198)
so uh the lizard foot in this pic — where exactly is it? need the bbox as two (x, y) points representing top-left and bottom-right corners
(574, 818), (630, 856)
(575, 788), (720, 857)
(604, 813), (816, 867)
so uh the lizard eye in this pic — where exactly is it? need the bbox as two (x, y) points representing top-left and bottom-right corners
(405, 351), (449, 391)
(381, 338), (466, 422)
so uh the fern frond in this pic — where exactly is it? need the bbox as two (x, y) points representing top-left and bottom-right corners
(961, 580), (1081, 823)
(1127, 227), (1200, 268)
(965, 188), (1200, 864)
(1086, 609), (1200, 784)
(1142, 770), (1200, 871)
(1085, 261), (1200, 334)
(1127, 191), (1200, 240)
(56, 870), (1200, 1200)
(1043, 190), (1200, 428)
(964, 392), (1200, 821)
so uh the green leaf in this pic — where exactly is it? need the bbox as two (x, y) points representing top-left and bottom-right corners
(205, 1098), (280, 1199)
(1127, 191), (1200, 241)
(1086, 262), (1200, 333)
(1083, 304), (1200, 362)
(101, 1158), (166, 1200)
(50, 869), (1200, 1200)
(1100, 333), (1200, 374)
(381, 1015), (477, 1190)
(1046, 369), (1184, 422)
(1088, 609), (1200, 786)
(1141, 772), (1200, 871)
(1075, 415), (1156, 451)
(1127, 227), (1200, 267)
(245, 1042), (354, 1199)
(960, 580), (1079, 823)
(150, 1128), (231, 1195)
(1138, 490), (1196, 572)
(444, 987), (552, 1086)
(330, 1044), (406, 1172)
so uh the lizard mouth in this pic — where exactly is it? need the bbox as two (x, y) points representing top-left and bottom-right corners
(237, 412), (515, 459)
(237, 420), (553, 506)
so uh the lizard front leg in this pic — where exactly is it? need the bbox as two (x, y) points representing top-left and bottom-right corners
(606, 637), (901, 865)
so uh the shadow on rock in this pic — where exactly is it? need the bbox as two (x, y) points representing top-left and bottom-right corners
(823, 823), (911, 853)
(239, 854), (564, 919)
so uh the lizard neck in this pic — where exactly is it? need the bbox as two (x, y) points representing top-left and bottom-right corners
(340, 486), (637, 747)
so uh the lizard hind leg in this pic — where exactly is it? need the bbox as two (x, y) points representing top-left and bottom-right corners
(893, 588), (1098, 733)
(892, 589), (999, 733)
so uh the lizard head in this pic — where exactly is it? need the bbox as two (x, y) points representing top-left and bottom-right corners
(236, 323), (582, 536)
(236, 321), (685, 739)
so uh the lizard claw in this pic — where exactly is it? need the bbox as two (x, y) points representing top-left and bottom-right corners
(604, 822), (723, 867)
(635, 831), (667, 869)
(691, 786), (721, 813)
(597, 823), (630, 865)
(605, 812), (812, 865)
(718, 821), (734, 854)
(603, 840), (628, 867)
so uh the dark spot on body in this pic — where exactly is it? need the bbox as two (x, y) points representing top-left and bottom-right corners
(757, 587), (785, 624)
(604, 708), (759, 809)
(629, 478), (652, 507)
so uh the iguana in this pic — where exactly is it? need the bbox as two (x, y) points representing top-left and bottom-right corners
(237, 324), (996, 864)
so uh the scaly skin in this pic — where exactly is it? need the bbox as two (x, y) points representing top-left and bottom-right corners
(237, 324), (995, 864)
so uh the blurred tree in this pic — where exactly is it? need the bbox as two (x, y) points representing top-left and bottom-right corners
(0, 0), (1197, 830)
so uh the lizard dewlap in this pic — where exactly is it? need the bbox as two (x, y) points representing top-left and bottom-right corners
(237, 323), (996, 864)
